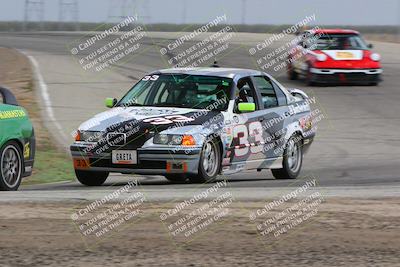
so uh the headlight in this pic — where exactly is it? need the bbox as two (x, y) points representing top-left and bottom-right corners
(153, 134), (195, 146)
(78, 131), (103, 142)
(370, 53), (381, 61)
(171, 135), (183, 145)
(316, 53), (327, 62)
(153, 134), (169, 144)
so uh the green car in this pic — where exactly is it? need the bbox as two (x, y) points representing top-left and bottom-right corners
(0, 87), (35, 191)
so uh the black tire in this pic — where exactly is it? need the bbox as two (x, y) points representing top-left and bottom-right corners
(305, 64), (316, 86)
(188, 138), (221, 183)
(271, 135), (303, 179)
(75, 170), (109, 186)
(165, 174), (188, 183)
(0, 141), (23, 191)
(287, 61), (298, 80)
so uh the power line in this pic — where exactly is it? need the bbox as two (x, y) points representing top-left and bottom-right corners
(24, 0), (45, 31)
(59, 0), (80, 31)
(107, 0), (151, 25)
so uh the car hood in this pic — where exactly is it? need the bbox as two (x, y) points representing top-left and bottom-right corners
(78, 106), (221, 132)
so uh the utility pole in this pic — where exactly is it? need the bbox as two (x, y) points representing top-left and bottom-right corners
(182, 0), (187, 24)
(141, 0), (151, 24)
(59, 0), (80, 31)
(241, 0), (247, 25)
(24, 0), (45, 31)
(398, 0), (400, 43)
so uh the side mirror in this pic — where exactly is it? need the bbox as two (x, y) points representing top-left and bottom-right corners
(368, 43), (373, 49)
(0, 87), (19, 106)
(238, 102), (255, 113)
(105, 97), (117, 108)
(289, 88), (309, 100)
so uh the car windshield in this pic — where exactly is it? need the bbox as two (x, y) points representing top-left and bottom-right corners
(118, 74), (232, 111)
(308, 34), (368, 50)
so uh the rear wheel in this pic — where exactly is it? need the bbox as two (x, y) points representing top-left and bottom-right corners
(0, 141), (23, 191)
(271, 135), (303, 179)
(188, 139), (221, 183)
(75, 170), (109, 186)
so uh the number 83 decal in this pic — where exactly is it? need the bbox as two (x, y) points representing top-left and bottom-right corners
(233, 122), (264, 156)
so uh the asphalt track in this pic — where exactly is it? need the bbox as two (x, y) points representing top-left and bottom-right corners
(0, 31), (399, 199)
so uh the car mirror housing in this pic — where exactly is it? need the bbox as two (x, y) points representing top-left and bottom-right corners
(368, 43), (374, 49)
(105, 98), (117, 108)
(0, 87), (19, 106)
(288, 88), (309, 100)
(238, 102), (256, 113)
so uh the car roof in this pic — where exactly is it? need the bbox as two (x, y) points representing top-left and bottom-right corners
(306, 28), (360, 35)
(150, 67), (265, 79)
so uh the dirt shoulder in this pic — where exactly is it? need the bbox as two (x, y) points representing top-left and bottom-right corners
(0, 198), (398, 267)
(365, 34), (400, 44)
(0, 47), (73, 184)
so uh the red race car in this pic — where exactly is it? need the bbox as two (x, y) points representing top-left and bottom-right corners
(287, 29), (382, 85)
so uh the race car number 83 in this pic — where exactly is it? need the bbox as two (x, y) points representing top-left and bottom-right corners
(233, 122), (264, 156)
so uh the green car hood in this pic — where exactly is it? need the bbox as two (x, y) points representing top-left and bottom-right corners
(0, 104), (33, 147)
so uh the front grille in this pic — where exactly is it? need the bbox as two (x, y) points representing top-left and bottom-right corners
(315, 73), (380, 83)
(107, 132), (126, 146)
(73, 130), (152, 154)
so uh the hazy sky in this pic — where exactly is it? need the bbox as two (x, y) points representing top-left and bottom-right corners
(0, 0), (399, 25)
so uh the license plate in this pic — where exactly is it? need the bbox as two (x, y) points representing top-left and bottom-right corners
(112, 150), (137, 164)
(74, 158), (90, 169)
(336, 51), (354, 59)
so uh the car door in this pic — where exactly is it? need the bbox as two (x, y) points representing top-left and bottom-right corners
(229, 76), (268, 170)
(251, 76), (291, 161)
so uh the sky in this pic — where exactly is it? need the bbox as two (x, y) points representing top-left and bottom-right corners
(0, 0), (399, 25)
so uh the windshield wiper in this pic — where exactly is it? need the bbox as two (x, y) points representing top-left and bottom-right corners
(152, 103), (186, 108)
(118, 103), (144, 107)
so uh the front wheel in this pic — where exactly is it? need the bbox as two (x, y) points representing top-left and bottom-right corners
(75, 170), (109, 186)
(287, 61), (298, 80)
(306, 65), (316, 86)
(0, 141), (23, 191)
(271, 135), (303, 179)
(188, 139), (221, 183)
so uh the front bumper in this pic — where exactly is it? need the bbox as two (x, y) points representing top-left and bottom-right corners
(70, 143), (202, 175)
(309, 68), (382, 84)
(22, 134), (36, 178)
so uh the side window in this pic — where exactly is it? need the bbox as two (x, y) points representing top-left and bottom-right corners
(234, 77), (257, 110)
(271, 81), (288, 106)
(253, 76), (278, 109)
